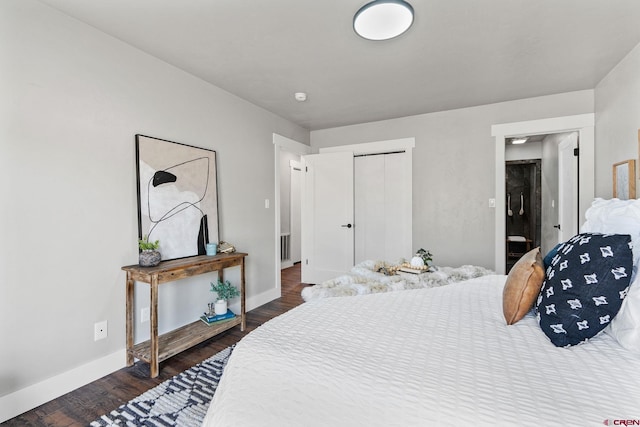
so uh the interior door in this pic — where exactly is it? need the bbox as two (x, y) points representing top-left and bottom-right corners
(558, 134), (579, 242)
(301, 152), (354, 284)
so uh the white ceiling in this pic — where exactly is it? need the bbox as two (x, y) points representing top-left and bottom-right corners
(37, 0), (640, 130)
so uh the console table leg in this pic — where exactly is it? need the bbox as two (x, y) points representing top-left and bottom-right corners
(240, 257), (246, 331)
(125, 272), (134, 367)
(150, 275), (159, 378)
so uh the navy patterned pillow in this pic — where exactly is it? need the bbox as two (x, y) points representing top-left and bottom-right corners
(535, 233), (632, 347)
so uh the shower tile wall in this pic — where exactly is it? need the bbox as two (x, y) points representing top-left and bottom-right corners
(506, 161), (541, 271)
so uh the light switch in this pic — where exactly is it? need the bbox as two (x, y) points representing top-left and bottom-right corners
(265, 199), (270, 209)
(488, 198), (496, 208)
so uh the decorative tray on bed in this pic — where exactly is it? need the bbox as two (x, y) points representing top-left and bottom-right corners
(398, 263), (433, 275)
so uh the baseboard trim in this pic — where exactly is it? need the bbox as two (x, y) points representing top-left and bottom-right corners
(0, 349), (126, 423)
(246, 287), (281, 312)
(280, 260), (294, 270)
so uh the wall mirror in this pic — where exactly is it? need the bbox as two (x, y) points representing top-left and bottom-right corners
(613, 159), (636, 200)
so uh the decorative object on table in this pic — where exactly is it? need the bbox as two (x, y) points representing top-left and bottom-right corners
(135, 134), (219, 261)
(201, 307), (236, 325)
(612, 159), (636, 200)
(206, 242), (217, 256)
(138, 235), (161, 267)
(218, 241), (236, 253)
(210, 279), (240, 315)
(374, 261), (400, 276)
(399, 248), (434, 274)
(90, 346), (233, 427)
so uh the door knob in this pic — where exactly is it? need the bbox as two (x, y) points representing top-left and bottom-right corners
(553, 224), (561, 230)
(341, 224), (353, 228)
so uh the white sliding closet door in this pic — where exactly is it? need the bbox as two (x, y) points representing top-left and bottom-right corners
(355, 152), (411, 264)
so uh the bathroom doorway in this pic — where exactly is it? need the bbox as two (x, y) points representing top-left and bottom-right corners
(492, 114), (594, 275)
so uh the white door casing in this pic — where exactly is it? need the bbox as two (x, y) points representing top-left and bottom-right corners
(558, 134), (579, 242)
(301, 152), (354, 284)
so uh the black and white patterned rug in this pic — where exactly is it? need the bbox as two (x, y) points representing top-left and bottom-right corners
(90, 346), (233, 427)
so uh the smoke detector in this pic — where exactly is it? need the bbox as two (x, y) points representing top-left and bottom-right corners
(294, 92), (307, 102)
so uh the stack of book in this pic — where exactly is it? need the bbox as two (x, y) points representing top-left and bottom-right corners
(398, 263), (433, 275)
(200, 309), (236, 325)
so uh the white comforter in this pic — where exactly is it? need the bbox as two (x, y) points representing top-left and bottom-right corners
(203, 275), (640, 427)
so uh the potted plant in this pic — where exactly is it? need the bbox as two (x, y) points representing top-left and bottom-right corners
(416, 248), (433, 265)
(210, 279), (240, 315)
(138, 235), (161, 267)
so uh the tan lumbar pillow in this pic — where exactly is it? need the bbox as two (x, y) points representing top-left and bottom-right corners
(503, 247), (545, 325)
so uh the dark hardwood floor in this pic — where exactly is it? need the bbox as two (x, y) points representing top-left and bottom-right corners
(3, 264), (308, 427)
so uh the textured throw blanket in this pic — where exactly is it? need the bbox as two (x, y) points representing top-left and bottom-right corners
(301, 260), (493, 301)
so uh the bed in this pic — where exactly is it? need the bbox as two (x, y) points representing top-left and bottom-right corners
(203, 198), (640, 426)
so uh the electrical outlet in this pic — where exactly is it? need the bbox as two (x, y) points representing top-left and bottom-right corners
(94, 320), (108, 341)
(141, 307), (150, 323)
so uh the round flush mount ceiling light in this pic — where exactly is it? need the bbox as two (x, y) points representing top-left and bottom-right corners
(353, 0), (414, 41)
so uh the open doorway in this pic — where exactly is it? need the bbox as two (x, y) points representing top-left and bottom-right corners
(279, 153), (302, 269)
(503, 131), (580, 272)
(492, 114), (594, 274)
(273, 134), (311, 303)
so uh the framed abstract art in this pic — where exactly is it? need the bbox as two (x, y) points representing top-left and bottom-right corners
(135, 135), (219, 260)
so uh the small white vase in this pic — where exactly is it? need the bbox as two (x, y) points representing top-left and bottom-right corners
(410, 256), (425, 267)
(214, 299), (227, 315)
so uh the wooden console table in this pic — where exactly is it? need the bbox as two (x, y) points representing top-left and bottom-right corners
(122, 252), (247, 377)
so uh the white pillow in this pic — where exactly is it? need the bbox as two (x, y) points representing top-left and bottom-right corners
(580, 198), (640, 351)
(609, 280), (640, 351)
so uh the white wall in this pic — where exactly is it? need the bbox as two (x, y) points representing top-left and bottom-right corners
(595, 41), (640, 197)
(505, 141), (542, 161)
(311, 91), (594, 269)
(0, 0), (309, 418)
